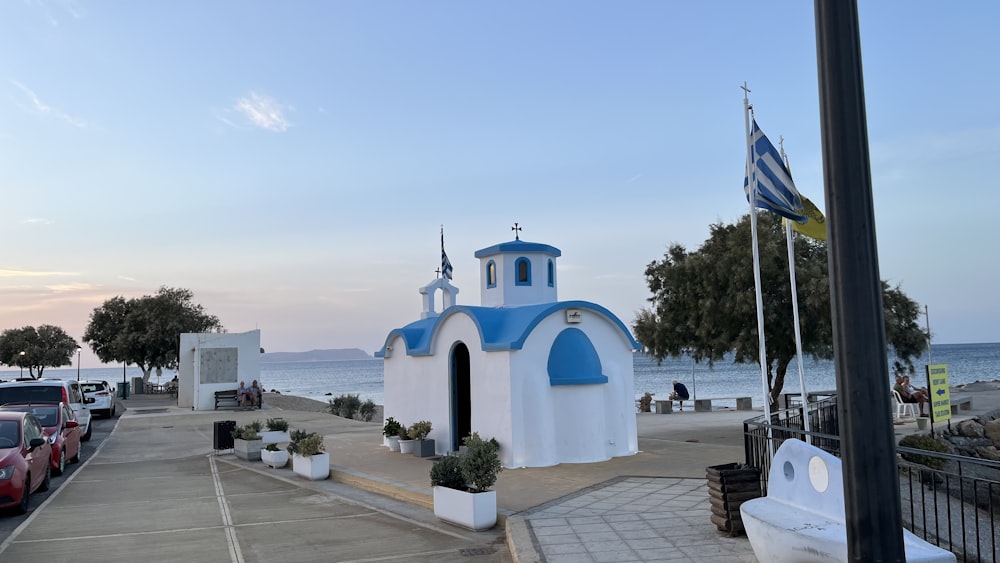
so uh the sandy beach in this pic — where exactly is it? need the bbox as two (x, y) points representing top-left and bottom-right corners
(263, 392), (384, 422)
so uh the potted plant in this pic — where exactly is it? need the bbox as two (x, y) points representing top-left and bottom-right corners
(287, 430), (329, 480)
(383, 417), (403, 452)
(261, 443), (288, 468)
(409, 420), (435, 457)
(397, 425), (417, 454)
(430, 432), (503, 530)
(261, 417), (290, 444)
(232, 420), (263, 461)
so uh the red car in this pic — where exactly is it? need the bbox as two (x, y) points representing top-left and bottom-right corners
(0, 411), (52, 514)
(0, 403), (81, 476)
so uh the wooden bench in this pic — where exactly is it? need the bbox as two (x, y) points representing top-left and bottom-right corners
(950, 397), (972, 415)
(694, 397), (753, 412)
(214, 390), (262, 410)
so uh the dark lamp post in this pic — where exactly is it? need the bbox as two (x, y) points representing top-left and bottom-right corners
(77, 347), (82, 381)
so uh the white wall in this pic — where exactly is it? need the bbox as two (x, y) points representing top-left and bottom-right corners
(178, 330), (261, 411)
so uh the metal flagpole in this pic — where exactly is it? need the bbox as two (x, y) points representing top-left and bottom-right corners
(743, 83), (774, 456)
(779, 142), (812, 444)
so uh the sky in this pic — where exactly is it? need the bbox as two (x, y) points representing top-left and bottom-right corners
(2, 1), (998, 367)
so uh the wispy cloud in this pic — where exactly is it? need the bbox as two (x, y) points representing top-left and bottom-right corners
(46, 282), (97, 292)
(0, 269), (79, 278)
(22, 217), (54, 225)
(117, 276), (136, 282)
(25, 0), (84, 26)
(10, 80), (86, 128)
(234, 92), (291, 132)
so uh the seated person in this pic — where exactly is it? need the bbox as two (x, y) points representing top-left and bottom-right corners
(669, 380), (690, 411)
(237, 381), (250, 407)
(894, 375), (927, 417)
(249, 380), (262, 408)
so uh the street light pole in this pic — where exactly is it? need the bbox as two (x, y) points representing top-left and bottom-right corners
(77, 348), (82, 381)
(19, 351), (25, 378)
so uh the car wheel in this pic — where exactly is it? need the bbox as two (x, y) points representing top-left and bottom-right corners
(14, 476), (30, 514)
(39, 464), (51, 492)
(82, 423), (93, 442)
(111, 404), (116, 417)
(71, 446), (81, 464)
(53, 449), (66, 476)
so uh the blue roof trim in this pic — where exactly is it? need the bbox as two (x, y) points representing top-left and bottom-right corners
(374, 300), (641, 357)
(474, 240), (562, 258)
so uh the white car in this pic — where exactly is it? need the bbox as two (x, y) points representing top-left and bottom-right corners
(0, 379), (93, 441)
(80, 380), (116, 418)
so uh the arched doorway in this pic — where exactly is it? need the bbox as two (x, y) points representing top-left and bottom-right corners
(450, 342), (471, 451)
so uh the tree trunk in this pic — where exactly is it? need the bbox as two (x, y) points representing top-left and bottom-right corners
(769, 358), (792, 408)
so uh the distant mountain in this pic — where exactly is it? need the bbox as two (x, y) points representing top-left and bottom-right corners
(260, 348), (372, 363)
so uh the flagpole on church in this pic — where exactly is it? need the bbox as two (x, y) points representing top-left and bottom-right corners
(743, 83), (774, 456)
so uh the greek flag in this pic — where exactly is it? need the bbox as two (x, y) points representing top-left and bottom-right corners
(744, 119), (806, 222)
(441, 229), (453, 280)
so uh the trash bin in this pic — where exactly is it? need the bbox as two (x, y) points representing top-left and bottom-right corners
(117, 381), (130, 399)
(132, 377), (144, 394)
(214, 420), (236, 451)
(706, 463), (761, 536)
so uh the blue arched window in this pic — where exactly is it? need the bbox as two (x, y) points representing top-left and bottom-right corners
(486, 260), (497, 288)
(547, 328), (608, 386)
(515, 257), (531, 286)
(547, 259), (554, 287)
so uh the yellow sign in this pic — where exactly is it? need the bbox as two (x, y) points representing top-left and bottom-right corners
(926, 364), (952, 422)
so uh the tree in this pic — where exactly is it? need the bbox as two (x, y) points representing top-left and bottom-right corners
(633, 213), (927, 407)
(0, 325), (79, 379)
(83, 286), (223, 383)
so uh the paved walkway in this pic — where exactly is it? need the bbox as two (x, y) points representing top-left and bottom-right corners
(2, 387), (993, 562)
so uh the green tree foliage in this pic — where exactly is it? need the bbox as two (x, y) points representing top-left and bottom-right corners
(634, 213), (927, 407)
(83, 286), (223, 382)
(0, 325), (79, 379)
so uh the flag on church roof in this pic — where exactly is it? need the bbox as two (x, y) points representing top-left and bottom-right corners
(441, 227), (453, 280)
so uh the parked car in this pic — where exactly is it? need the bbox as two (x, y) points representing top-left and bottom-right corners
(0, 410), (52, 514)
(80, 380), (116, 418)
(0, 403), (80, 476)
(0, 380), (93, 442)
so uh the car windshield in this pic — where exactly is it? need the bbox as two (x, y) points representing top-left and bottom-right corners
(0, 420), (19, 447)
(0, 387), (62, 404)
(81, 383), (104, 393)
(2, 406), (59, 427)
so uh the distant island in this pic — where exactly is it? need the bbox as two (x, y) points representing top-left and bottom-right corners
(260, 348), (373, 363)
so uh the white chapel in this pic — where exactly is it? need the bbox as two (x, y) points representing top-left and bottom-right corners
(376, 234), (640, 468)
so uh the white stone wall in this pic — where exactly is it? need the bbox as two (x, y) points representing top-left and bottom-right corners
(479, 251), (558, 307)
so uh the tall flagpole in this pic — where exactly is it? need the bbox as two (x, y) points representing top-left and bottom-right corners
(780, 142), (812, 444)
(743, 83), (774, 456)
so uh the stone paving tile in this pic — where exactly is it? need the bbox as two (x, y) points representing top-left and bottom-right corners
(524, 477), (758, 563)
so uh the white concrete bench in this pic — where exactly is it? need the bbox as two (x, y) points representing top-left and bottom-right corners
(740, 439), (955, 562)
(694, 396), (752, 412)
(654, 399), (687, 414)
(950, 397), (972, 415)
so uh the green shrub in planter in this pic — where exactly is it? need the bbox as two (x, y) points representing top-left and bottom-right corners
(383, 417), (403, 437)
(265, 443), (281, 452)
(287, 431), (324, 457)
(409, 420), (432, 441)
(265, 418), (289, 431)
(460, 433), (503, 492)
(430, 454), (465, 490)
(286, 429), (310, 454)
(232, 423), (261, 441)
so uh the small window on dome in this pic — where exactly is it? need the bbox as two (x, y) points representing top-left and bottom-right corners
(487, 260), (497, 288)
(547, 259), (554, 287)
(515, 257), (531, 286)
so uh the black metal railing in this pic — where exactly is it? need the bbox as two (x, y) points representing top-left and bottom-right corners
(744, 400), (999, 563)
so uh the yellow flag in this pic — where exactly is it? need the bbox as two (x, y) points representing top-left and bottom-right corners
(785, 195), (826, 241)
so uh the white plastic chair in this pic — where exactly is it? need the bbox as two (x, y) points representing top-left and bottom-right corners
(893, 389), (917, 419)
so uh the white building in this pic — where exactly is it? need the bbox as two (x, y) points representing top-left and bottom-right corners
(177, 329), (261, 411)
(376, 238), (639, 468)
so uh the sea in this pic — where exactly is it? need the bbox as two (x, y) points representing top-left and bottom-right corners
(4, 343), (998, 410)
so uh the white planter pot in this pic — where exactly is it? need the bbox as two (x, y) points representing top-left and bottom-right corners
(292, 452), (330, 480)
(260, 430), (290, 445)
(398, 439), (417, 454)
(234, 438), (262, 461)
(261, 448), (288, 468)
(432, 486), (497, 531)
(386, 436), (400, 452)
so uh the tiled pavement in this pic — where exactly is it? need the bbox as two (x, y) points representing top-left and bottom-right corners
(522, 477), (756, 562)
